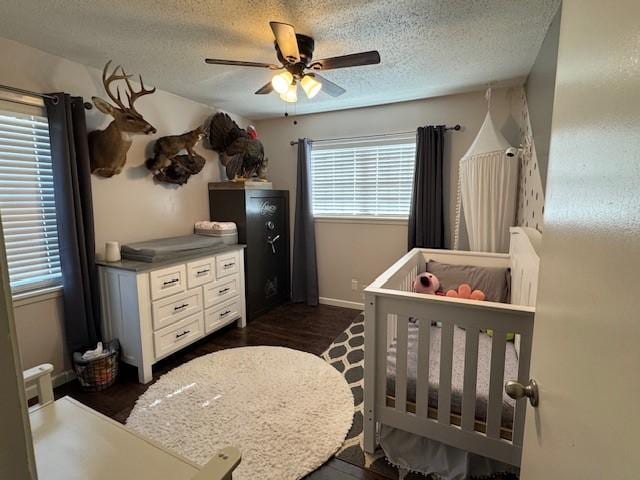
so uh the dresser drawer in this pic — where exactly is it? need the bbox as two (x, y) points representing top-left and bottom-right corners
(205, 298), (242, 333)
(152, 288), (203, 331)
(215, 251), (240, 279)
(150, 264), (187, 300)
(186, 257), (215, 289)
(153, 312), (203, 360)
(203, 276), (239, 309)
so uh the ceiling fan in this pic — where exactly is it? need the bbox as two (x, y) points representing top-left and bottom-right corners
(205, 21), (381, 103)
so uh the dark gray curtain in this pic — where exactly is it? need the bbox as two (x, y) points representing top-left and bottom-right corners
(408, 125), (445, 250)
(291, 138), (318, 306)
(45, 94), (101, 353)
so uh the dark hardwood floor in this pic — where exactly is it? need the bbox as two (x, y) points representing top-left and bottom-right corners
(55, 303), (391, 479)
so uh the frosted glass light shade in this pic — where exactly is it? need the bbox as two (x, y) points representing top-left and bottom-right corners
(301, 74), (322, 99)
(271, 71), (293, 94)
(280, 83), (298, 103)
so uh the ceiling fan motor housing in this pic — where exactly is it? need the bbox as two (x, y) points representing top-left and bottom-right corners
(276, 34), (315, 67)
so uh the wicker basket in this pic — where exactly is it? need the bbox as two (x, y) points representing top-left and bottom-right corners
(73, 339), (120, 391)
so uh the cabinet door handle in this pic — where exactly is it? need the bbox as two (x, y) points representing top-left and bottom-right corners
(163, 278), (179, 286)
(220, 310), (231, 317)
(267, 235), (280, 254)
(218, 287), (230, 295)
(224, 262), (235, 268)
(196, 268), (210, 276)
(173, 303), (189, 311)
(175, 330), (190, 339)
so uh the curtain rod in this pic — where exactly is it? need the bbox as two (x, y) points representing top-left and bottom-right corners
(289, 124), (461, 146)
(0, 84), (59, 104)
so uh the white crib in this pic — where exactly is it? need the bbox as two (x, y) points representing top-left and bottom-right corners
(363, 227), (540, 467)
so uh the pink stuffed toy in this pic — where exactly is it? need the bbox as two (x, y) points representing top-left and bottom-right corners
(445, 283), (486, 301)
(413, 272), (440, 294)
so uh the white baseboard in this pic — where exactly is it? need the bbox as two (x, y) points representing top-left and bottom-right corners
(319, 297), (364, 310)
(25, 369), (75, 400)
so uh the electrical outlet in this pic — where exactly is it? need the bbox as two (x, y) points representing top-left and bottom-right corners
(351, 279), (358, 291)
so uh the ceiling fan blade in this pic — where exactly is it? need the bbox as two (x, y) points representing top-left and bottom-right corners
(269, 21), (300, 63)
(310, 51), (381, 70)
(205, 58), (280, 69)
(314, 74), (346, 97)
(255, 82), (274, 95)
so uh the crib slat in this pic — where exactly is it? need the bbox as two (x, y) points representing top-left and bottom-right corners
(513, 330), (533, 446)
(395, 316), (409, 413)
(461, 327), (480, 431)
(438, 322), (454, 424)
(486, 330), (507, 439)
(415, 318), (431, 418)
(375, 313), (389, 419)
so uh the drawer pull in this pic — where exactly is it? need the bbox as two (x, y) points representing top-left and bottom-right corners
(173, 303), (189, 311)
(196, 268), (210, 276)
(220, 310), (232, 317)
(163, 278), (179, 287)
(224, 262), (235, 268)
(218, 287), (230, 295)
(175, 330), (190, 339)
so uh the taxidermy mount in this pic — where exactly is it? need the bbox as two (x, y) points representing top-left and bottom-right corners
(88, 61), (157, 177)
(145, 126), (207, 185)
(207, 112), (267, 181)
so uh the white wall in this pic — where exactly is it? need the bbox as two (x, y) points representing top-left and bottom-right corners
(515, 90), (546, 232)
(255, 88), (522, 305)
(0, 37), (248, 376)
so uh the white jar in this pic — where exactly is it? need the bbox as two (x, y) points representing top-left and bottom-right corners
(105, 241), (121, 262)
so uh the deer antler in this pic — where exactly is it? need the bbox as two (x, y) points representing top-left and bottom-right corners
(101, 60), (131, 110)
(123, 70), (156, 113)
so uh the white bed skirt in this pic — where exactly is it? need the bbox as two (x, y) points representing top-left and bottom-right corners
(380, 425), (519, 480)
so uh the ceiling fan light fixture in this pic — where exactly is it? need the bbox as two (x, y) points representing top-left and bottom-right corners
(300, 74), (322, 99)
(280, 83), (298, 103)
(271, 71), (293, 94)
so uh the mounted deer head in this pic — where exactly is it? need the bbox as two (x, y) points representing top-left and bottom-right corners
(88, 61), (157, 177)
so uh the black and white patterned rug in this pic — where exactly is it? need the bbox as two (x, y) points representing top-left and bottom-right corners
(322, 314), (410, 479)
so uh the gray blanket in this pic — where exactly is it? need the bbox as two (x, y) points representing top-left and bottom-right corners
(387, 323), (517, 428)
(121, 235), (224, 262)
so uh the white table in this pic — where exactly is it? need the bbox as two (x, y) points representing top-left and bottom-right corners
(30, 396), (239, 480)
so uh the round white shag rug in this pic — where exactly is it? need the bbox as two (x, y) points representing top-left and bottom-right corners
(126, 346), (354, 480)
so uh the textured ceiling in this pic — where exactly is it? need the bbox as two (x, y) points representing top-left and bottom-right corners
(0, 0), (559, 119)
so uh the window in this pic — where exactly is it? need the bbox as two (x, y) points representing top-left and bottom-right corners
(310, 134), (416, 218)
(0, 108), (61, 293)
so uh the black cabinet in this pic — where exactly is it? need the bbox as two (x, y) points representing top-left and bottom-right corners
(209, 187), (290, 321)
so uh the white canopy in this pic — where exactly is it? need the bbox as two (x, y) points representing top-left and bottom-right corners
(462, 110), (511, 159)
(453, 90), (518, 253)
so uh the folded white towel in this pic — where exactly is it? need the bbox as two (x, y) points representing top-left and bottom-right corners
(194, 221), (236, 232)
(82, 342), (105, 361)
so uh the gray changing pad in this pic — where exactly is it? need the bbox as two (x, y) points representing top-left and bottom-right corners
(121, 235), (225, 262)
(387, 323), (517, 428)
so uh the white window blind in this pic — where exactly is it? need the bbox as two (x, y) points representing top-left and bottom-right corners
(0, 108), (61, 293)
(310, 134), (416, 217)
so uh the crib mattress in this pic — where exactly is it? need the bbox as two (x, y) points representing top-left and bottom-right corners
(386, 323), (517, 429)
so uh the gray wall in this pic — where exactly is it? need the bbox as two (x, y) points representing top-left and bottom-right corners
(255, 88), (522, 305)
(525, 6), (562, 193)
(0, 37), (247, 378)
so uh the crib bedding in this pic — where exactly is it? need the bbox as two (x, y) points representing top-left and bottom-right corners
(386, 323), (517, 429)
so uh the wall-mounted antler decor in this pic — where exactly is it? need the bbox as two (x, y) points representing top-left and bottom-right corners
(88, 60), (157, 177)
(145, 126), (207, 185)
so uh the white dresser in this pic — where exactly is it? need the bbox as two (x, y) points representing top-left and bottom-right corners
(97, 245), (246, 383)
